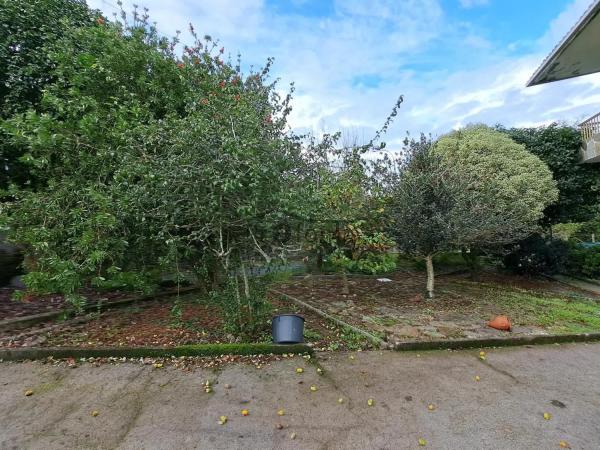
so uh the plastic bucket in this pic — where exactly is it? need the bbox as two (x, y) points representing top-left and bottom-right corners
(272, 314), (305, 344)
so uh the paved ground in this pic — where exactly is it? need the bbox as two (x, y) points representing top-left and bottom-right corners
(1, 343), (600, 450)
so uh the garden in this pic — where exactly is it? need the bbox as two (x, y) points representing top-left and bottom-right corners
(1, 0), (600, 358)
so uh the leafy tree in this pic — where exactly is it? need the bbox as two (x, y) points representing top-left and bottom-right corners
(387, 136), (468, 298)
(498, 123), (600, 225)
(0, 0), (94, 192)
(0, 5), (310, 319)
(435, 125), (558, 248)
(388, 127), (558, 298)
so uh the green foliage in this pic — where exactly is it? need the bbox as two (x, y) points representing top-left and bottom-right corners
(435, 125), (558, 247)
(387, 136), (466, 257)
(499, 123), (600, 225)
(567, 245), (600, 279)
(208, 277), (273, 342)
(1, 5), (311, 308)
(503, 234), (571, 275)
(0, 0), (94, 192)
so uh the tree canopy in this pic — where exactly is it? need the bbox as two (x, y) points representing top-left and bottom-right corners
(498, 123), (600, 225)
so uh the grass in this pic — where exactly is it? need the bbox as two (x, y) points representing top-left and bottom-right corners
(462, 282), (600, 333)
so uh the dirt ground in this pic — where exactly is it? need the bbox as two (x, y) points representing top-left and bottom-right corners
(276, 271), (600, 345)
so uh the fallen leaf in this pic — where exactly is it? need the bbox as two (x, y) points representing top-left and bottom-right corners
(559, 440), (570, 448)
(241, 409), (249, 416)
(218, 415), (227, 425)
(349, 355), (355, 360)
(24, 390), (33, 397)
(418, 438), (427, 446)
(290, 432), (297, 440)
(316, 368), (323, 375)
(338, 397), (344, 404)
(153, 363), (163, 369)
(204, 386), (213, 393)
(276, 423), (284, 430)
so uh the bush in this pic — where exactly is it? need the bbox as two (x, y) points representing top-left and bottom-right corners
(503, 234), (571, 275)
(208, 276), (273, 342)
(567, 245), (600, 279)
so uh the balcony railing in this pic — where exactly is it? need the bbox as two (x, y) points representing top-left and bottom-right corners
(580, 112), (600, 163)
(580, 111), (600, 142)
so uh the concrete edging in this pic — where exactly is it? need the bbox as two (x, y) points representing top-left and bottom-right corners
(271, 289), (386, 348)
(391, 332), (600, 351)
(0, 343), (313, 362)
(0, 285), (203, 333)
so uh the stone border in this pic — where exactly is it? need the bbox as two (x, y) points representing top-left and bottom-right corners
(0, 343), (313, 362)
(271, 289), (386, 348)
(0, 285), (203, 333)
(391, 332), (600, 351)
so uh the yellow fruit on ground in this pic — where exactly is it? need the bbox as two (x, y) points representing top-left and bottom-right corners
(338, 397), (344, 404)
(24, 390), (33, 396)
(418, 438), (427, 446)
(241, 409), (249, 416)
(296, 367), (303, 374)
(310, 385), (317, 392)
(277, 409), (285, 416)
(543, 412), (551, 420)
(91, 410), (99, 417)
(427, 404), (435, 411)
(153, 363), (163, 369)
(479, 351), (486, 357)
(559, 440), (570, 448)
(474, 375), (480, 382)
(316, 368), (323, 375)
(367, 398), (374, 406)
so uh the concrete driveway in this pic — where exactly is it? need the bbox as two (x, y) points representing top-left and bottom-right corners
(1, 343), (599, 449)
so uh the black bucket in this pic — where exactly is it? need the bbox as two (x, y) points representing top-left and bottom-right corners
(272, 314), (305, 344)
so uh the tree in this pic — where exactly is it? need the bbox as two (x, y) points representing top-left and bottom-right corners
(387, 136), (468, 298)
(0, 4), (309, 319)
(0, 0), (94, 193)
(387, 127), (558, 298)
(498, 123), (600, 225)
(435, 125), (558, 248)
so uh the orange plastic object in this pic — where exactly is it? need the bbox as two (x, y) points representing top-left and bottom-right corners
(488, 315), (511, 331)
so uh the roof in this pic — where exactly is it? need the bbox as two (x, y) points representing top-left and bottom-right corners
(527, 0), (600, 86)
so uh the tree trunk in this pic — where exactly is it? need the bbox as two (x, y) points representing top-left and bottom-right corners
(425, 254), (435, 299)
(341, 270), (350, 295)
(241, 259), (250, 299)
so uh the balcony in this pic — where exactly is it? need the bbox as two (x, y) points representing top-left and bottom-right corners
(580, 112), (600, 163)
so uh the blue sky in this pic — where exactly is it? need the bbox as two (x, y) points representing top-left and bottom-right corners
(88, 0), (600, 149)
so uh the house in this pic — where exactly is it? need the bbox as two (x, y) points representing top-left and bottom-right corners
(527, 0), (600, 163)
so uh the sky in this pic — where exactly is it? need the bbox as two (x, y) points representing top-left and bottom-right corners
(87, 0), (600, 149)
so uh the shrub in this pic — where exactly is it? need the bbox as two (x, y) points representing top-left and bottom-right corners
(567, 245), (600, 279)
(503, 234), (571, 275)
(208, 276), (273, 342)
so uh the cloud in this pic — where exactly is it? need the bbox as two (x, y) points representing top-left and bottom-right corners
(458, 0), (490, 8)
(87, 0), (600, 148)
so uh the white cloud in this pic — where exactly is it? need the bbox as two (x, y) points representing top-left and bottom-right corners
(458, 0), (489, 9)
(86, 0), (600, 149)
